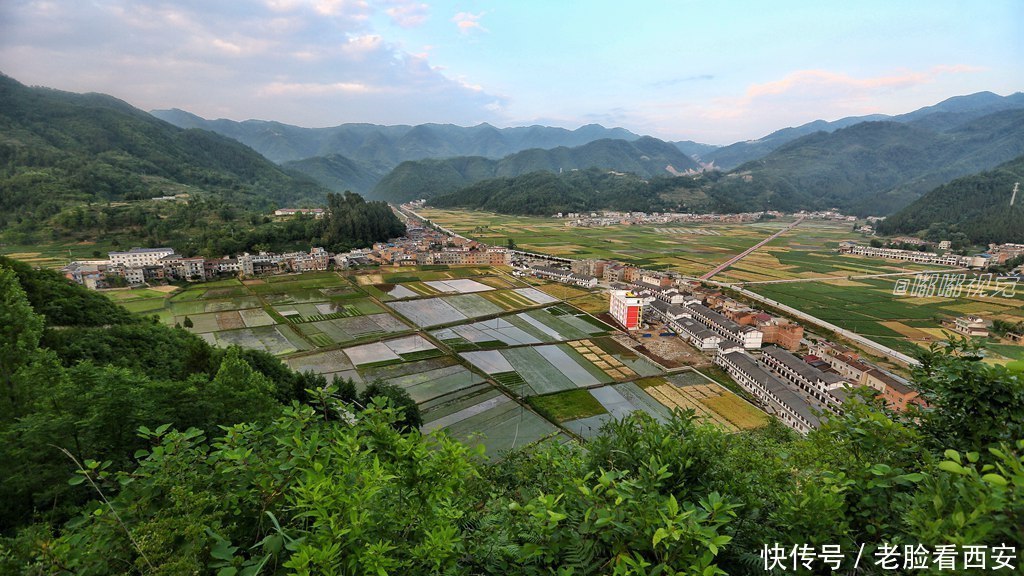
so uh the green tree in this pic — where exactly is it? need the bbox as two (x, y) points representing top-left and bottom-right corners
(909, 337), (1024, 452)
(183, 316), (194, 329)
(359, 380), (422, 431)
(204, 347), (279, 425)
(0, 266), (44, 414)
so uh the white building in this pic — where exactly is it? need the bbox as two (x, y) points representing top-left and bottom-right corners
(109, 247), (175, 268)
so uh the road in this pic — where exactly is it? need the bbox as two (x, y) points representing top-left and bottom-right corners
(700, 216), (805, 280)
(707, 280), (921, 366)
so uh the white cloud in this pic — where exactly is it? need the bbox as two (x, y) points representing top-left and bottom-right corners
(452, 11), (486, 34)
(384, 0), (428, 28)
(0, 0), (505, 128)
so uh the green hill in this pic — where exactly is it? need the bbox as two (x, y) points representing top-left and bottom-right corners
(0, 73), (327, 230)
(702, 91), (1024, 169)
(877, 154), (1024, 244)
(150, 110), (641, 164)
(280, 153), (386, 195)
(708, 110), (1024, 215)
(427, 168), (715, 215)
(372, 136), (700, 203)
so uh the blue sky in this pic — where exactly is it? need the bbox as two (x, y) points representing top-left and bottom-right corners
(1, 0), (1021, 144)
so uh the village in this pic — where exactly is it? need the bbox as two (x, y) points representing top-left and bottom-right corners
(59, 209), (1023, 436)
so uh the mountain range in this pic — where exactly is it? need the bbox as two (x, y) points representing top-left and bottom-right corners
(370, 136), (700, 202)
(698, 91), (1024, 169)
(4, 70), (1024, 237)
(708, 108), (1024, 215)
(0, 73), (327, 230)
(877, 153), (1024, 244)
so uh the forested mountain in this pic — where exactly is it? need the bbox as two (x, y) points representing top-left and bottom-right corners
(706, 109), (1024, 215)
(701, 91), (1024, 169)
(427, 168), (716, 215)
(0, 73), (327, 230)
(2, 257), (1022, 573)
(151, 108), (641, 164)
(877, 154), (1024, 244)
(671, 139), (719, 159)
(280, 153), (386, 195)
(371, 137), (701, 202)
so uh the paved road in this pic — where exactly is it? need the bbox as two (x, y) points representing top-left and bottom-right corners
(700, 216), (805, 280)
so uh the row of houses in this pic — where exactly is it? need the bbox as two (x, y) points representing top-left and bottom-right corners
(715, 348), (821, 434)
(63, 247), (330, 288)
(715, 342), (921, 435)
(838, 242), (992, 269)
(523, 265), (600, 289)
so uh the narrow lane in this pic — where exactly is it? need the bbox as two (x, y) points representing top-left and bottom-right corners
(700, 216), (805, 280)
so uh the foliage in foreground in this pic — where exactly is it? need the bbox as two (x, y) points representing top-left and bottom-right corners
(3, 370), (1022, 575)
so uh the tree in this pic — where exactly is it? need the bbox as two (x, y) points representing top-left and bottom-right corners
(506, 238), (517, 250)
(0, 266), (44, 414)
(908, 337), (1024, 452)
(183, 316), (194, 329)
(204, 347), (279, 425)
(359, 380), (422, 431)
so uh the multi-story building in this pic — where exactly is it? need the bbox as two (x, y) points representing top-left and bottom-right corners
(716, 349), (820, 434)
(108, 247), (175, 268)
(866, 369), (924, 411)
(757, 318), (804, 351)
(609, 290), (650, 330)
(571, 259), (608, 278)
(759, 346), (848, 412)
(686, 303), (763, 349)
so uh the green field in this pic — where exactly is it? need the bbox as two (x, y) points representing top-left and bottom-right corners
(750, 277), (1024, 363)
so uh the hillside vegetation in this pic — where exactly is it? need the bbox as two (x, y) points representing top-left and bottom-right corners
(427, 168), (716, 215)
(878, 154), (1024, 244)
(708, 110), (1024, 215)
(372, 137), (699, 202)
(0, 74), (326, 230)
(2, 260), (1022, 573)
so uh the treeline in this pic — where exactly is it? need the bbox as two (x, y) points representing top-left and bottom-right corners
(0, 256), (419, 542)
(3, 190), (404, 258)
(427, 168), (717, 215)
(878, 154), (1024, 244)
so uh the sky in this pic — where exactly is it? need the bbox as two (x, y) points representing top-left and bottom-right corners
(1, 0), (1021, 144)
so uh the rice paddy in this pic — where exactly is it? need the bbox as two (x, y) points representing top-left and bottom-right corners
(93, 263), (778, 454)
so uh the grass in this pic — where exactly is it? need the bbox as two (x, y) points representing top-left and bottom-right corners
(528, 390), (608, 423)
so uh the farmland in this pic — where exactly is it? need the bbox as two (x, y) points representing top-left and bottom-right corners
(419, 208), (1021, 366)
(98, 264), (774, 455)
(749, 277), (1024, 363)
(417, 209), (945, 281)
